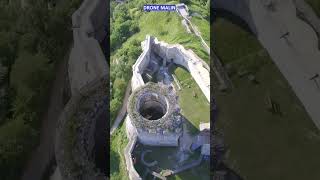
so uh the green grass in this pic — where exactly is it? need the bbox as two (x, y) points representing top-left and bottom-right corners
(134, 144), (210, 180)
(110, 0), (209, 125)
(173, 66), (210, 133)
(214, 15), (320, 180)
(170, 162), (210, 180)
(213, 17), (262, 64)
(110, 123), (129, 180)
(306, 0), (320, 17)
(191, 16), (210, 46)
(110, 1), (210, 179)
(128, 3), (209, 62)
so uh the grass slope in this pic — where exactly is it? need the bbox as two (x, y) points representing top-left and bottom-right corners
(131, 10), (209, 62)
(306, 0), (320, 16)
(213, 15), (320, 180)
(110, 123), (129, 180)
(173, 66), (210, 134)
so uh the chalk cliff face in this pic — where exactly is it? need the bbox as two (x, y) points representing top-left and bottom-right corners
(55, 0), (108, 179)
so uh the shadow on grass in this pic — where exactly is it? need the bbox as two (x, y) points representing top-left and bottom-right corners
(212, 9), (255, 35)
(181, 114), (199, 135)
(110, 148), (120, 176)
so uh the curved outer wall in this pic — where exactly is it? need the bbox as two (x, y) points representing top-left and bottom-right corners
(213, 0), (257, 35)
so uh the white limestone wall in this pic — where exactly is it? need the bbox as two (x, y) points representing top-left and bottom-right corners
(213, 0), (258, 35)
(137, 131), (180, 146)
(125, 116), (138, 139)
(151, 38), (210, 102)
(131, 35), (210, 101)
(214, 0), (320, 128)
(69, 0), (108, 95)
(126, 115), (180, 146)
(131, 36), (152, 90)
(124, 137), (142, 180)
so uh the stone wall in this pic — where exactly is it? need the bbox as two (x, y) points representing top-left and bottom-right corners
(214, 0), (320, 128)
(137, 131), (180, 146)
(151, 37), (210, 102)
(213, 0), (258, 35)
(124, 136), (142, 180)
(68, 0), (108, 96)
(126, 113), (180, 147)
(294, 0), (320, 50)
(55, 0), (108, 179)
(131, 36), (152, 90)
(132, 35), (210, 102)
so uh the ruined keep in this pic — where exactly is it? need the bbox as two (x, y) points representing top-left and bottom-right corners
(127, 83), (182, 146)
(124, 36), (210, 179)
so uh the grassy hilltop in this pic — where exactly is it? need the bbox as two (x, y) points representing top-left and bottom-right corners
(110, 0), (210, 179)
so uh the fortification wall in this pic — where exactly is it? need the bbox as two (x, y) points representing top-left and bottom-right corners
(69, 0), (108, 95)
(55, 0), (108, 179)
(55, 76), (108, 180)
(125, 116), (138, 139)
(132, 35), (210, 101)
(124, 136), (142, 180)
(294, 0), (320, 49)
(132, 36), (152, 90)
(152, 37), (210, 102)
(137, 131), (180, 146)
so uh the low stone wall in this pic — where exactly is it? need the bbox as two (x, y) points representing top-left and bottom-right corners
(124, 136), (142, 180)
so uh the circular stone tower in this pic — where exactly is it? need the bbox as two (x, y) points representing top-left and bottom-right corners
(126, 83), (182, 146)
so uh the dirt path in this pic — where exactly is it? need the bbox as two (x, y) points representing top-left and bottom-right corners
(110, 81), (131, 135)
(21, 55), (68, 180)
